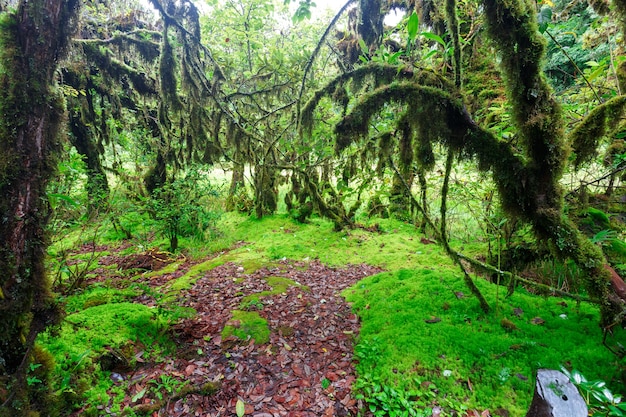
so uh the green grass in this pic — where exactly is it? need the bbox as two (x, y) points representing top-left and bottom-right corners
(343, 268), (625, 416)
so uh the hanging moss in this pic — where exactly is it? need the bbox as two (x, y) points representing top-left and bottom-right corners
(300, 64), (417, 138)
(334, 81), (467, 152)
(359, 0), (384, 48)
(570, 96), (626, 168)
(159, 24), (181, 110)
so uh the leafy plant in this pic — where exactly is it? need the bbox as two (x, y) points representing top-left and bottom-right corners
(562, 368), (626, 417)
(353, 374), (433, 417)
(145, 166), (222, 252)
(26, 363), (43, 386)
(149, 374), (186, 400)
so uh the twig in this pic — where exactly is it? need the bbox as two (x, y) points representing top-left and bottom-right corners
(544, 29), (602, 103)
(440, 149), (490, 313)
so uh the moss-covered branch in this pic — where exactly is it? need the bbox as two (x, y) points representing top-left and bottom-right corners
(482, 0), (619, 326)
(570, 95), (626, 168)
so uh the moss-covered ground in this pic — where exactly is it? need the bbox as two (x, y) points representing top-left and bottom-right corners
(39, 211), (625, 416)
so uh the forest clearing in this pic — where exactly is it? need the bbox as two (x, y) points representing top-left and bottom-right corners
(1, 0), (626, 415)
(34, 212), (626, 416)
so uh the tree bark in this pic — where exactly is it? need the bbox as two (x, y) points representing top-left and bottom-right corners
(68, 103), (110, 214)
(0, 0), (79, 413)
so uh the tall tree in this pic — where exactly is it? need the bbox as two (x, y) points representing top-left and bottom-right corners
(0, 0), (79, 414)
(301, 0), (626, 324)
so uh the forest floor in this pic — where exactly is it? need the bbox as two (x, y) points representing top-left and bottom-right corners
(70, 242), (383, 416)
(51, 214), (625, 417)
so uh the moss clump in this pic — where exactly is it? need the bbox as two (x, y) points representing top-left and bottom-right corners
(241, 276), (309, 307)
(221, 310), (270, 345)
(37, 302), (174, 413)
(570, 96), (626, 168)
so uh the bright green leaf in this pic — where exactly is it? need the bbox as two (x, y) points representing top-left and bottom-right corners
(48, 193), (80, 207)
(358, 38), (368, 55)
(407, 11), (419, 41)
(537, 6), (552, 33)
(321, 378), (331, 389)
(422, 32), (446, 47)
(236, 398), (246, 417)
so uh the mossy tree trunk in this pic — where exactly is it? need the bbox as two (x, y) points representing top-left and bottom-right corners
(226, 161), (247, 212)
(0, 0), (79, 413)
(68, 104), (110, 215)
(481, 0), (619, 324)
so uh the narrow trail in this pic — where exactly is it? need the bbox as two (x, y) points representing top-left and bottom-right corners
(101, 249), (382, 416)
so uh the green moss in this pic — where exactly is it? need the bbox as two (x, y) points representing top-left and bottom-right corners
(570, 96), (626, 168)
(165, 249), (266, 293)
(221, 310), (270, 345)
(166, 257), (228, 292)
(241, 276), (309, 306)
(142, 261), (182, 278)
(586, 207), (611, 229)
(344, 268), (625, 414)
(221, 213), (460, 270)
(63, 286), (139, 313)
(38, 302), (174, 412)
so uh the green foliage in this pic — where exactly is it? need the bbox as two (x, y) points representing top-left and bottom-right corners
(37, 299), (175, 413)
(542, 3), (609, 93)
(562, 368), (626, 417)
(289, 0), (315, 23)
(144, 167), (222, 252)
(149, 374), (187, 401)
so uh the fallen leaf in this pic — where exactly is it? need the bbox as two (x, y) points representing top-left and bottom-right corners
(531, 317), (545, 325)
(425, 316), (441, 324)
(235, 398), (245, 417)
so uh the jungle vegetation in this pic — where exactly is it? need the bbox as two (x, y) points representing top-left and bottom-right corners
(0, 0), (626, 414)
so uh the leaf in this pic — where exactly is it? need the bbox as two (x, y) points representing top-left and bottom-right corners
(132, 388), (146, 402)
(537, 6), (552, 33)
(358, 38), (369, 55)
(587, 65), (606, 83)
(321, 378), (331, 389)
(422, 32), (446, 47)
(407, 11), (419, 42)
(236, 398), (246, 417)
(47, 193), (80, 207)
(387, 50), (403, 64)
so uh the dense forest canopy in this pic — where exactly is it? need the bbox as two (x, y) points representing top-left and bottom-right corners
(1, 0), (626, 414)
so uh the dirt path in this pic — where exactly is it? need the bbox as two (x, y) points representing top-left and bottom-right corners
(110, 255), (381, 416)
